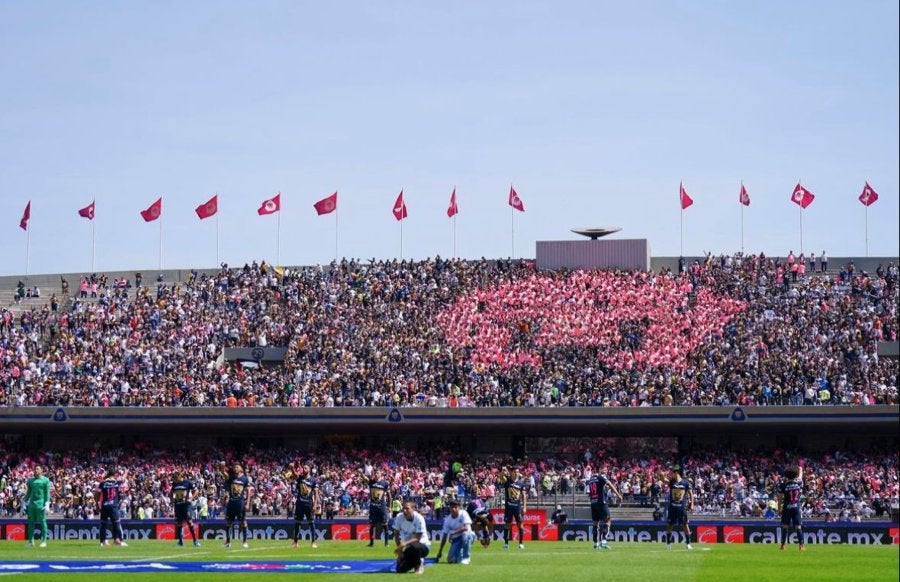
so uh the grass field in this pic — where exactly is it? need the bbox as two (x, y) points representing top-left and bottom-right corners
(0, 540), (897, 581)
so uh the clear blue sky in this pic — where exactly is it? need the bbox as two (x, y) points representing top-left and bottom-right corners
(1, 0), (897, 276)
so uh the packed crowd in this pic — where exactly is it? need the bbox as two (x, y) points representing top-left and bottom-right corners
(1, 440), (896, 522)
(1, 253), (897, 408)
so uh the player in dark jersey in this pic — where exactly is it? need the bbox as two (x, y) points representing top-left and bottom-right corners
(222, 463), (251, 548)
(587, 471), (623, 549)
(367, 468), (391, 547)
(96, 467), (127, 547)
(291, 464), (320, 549)
(665, 465), (694, 550)
(498, 467), (527, 549)
(778, 466), (805, 551)
(465, 497), (495, 547)
(170, 471), (200, 547)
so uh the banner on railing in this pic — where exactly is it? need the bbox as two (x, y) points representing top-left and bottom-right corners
(1, 520), (896, 545)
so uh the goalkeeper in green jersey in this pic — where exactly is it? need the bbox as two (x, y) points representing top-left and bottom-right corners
(24, 465), (53, 547)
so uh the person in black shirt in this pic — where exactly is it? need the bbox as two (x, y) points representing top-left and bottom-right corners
(499, 467), (527, 549)
(291, 464), (320, 549)
(466, 497), (495, 547)
(778, 466), (805, 551)
(665, 465), (693, 550)
(223, 463), (251, 548)
(586, 472), (623, 549)
(367, 468), (391, 548)
(96, 467), (127, 547)
(170, 471), (200, 547)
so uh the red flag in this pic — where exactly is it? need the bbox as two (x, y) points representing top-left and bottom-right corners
(447, 188), (458, 218)
(790, 183), (815, 209)
(314, 192), (338, 216)
(508, 186), (525, 212)
(19, 201), (31, 230)
(739, 184), (750, 206)
(78, 200), (95, 220)
(258, 193), (281, 216)
(859, 182), (878, 207)
(195, 194), (218, 219)
(392, 190), (408, 221)
(140, 197), (162, 222)
(679, 183), (693, 209)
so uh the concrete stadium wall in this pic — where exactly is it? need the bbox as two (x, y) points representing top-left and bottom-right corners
(2, 405), (897, 437)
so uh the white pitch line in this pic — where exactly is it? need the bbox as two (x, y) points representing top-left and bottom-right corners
(131, 550), (212, 562)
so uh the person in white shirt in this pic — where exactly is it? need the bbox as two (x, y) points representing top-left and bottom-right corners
(393, 500), (431, 574)
(435, 499), (475, 565)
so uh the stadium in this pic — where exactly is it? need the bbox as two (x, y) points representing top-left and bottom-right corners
(1, 244), (898, 580)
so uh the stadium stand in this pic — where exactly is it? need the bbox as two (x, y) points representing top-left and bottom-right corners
(1, 254), (896, 408)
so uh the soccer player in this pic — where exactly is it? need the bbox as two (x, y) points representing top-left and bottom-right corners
(393, 500), (431, 574)
(170, 470), (201, 547)
(465, 497), (495, 547)
(587, 470), (623, 549)
(291, 464), (319, 549)
(665, 465), (693, 550)
(222, 463), (251, 548)
(24, 464), (52, 547)
(367, 468), (391, 548)
(778, 466), (805, 551)
(97, 467), (128, 547)
(498, 466), (527, 549)
(435, 499), (475, 564)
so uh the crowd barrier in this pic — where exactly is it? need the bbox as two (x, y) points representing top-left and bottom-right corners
(2, 518), (896, 545)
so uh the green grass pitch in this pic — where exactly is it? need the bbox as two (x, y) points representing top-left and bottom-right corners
(0, 540), (897, 581)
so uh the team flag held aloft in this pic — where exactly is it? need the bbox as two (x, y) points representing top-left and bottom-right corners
(19, 201), (31, 230)
(859, 182), (879, 207)
(314, 192), (338, 216)
(195, 195), (218, 220)
(447, 188), (458, 218)
(508, 186), (525, 212)
(393, 190), (408, 221)
(791, 183), (815, 209)
(258, 193), (281, 216)
(679, 183), (694, 209)
(739, 184), (750, 206)
(78, 200), (96, 220)
(140, 198), (162, 222)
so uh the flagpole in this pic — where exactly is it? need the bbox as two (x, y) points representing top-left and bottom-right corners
(276, 208), (281, 267)
(216, 209), (220, 267)
(799, 206), (804, 257)
(400, 217), (404, 261)
(335, 203), (339, 262)
(158, 211), (163, 271)
(679, 181), (684, 258)
(740, 180), (745, 254)
(511, 206), (515, 259)
(91, 219), (96, 273)
(25, 227), (30, 278)
(864, 205), (869, 257)
(453, 214), (457, 259)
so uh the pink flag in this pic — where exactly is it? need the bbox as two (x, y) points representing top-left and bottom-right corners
(447, 188), (458, 218)
(314, 192), (338, 215)
(790, 183), (815, 209)
(392, 190), (408, 221)
(258, 193), (281, 216)
(195, 194), (218, 219)
(78, 200), (96, 220)
(19, 201), (31, 230)
(859, 182), (878, 207)
(140, 197), (162, 222)
(508, 186), (525, 212)
(739, 184), (750, 206)
(679, 183), (694, 209)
